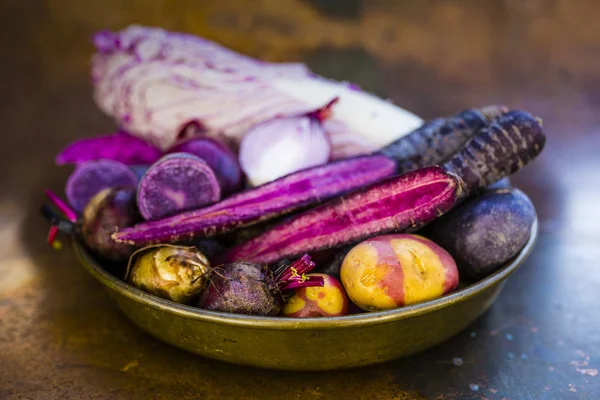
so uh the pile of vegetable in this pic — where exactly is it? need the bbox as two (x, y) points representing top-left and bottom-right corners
(41, 26), (545, 318)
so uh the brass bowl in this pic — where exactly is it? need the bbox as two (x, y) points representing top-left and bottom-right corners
(74, 220), (538, 371)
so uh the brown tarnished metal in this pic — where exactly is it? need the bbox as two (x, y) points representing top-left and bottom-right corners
(2, 0), (600, 398)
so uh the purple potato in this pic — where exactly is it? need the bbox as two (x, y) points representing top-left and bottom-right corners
(66, 159), (139, 212)
(166, 137), (242, 195)
(137, 153), (221, 221)
(428, 188), (536, 281)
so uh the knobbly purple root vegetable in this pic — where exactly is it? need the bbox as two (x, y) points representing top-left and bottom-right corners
(219, 110), (545, 264)
(166, 137), (242, 195)
(197, 254), (322, 316)
(428, 188), (536, 281)
(113, 155), (397, 245)
(66, 159), (139, 212)
(43, 187), (140, 262)
(381, 105), (507, 173)
(137, 153), (221, 221)
(56, 131), (162, 166)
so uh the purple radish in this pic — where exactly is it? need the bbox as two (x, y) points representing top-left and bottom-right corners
(166, 137), (242, 195)
(56, 131), (162, 166)
(137, 153), (221, 221)
(66, 159), (139, 212)
(219, 110), (545, 264)
(113, 155), (397, 245)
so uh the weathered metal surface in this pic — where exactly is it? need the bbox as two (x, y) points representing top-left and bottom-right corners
(1, 0), (600, 398)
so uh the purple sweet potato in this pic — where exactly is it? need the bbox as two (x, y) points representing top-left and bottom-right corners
(137, 153), (221, 221)
(166, 137), (242, 195)
(56, 131), (162, 166)
(428, 188), (536, 281)
(219, 110), (545, 264)
(66, 159), (139, 212)
(113, 155), (397, 244)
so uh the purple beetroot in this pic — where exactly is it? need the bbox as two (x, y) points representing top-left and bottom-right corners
(198, 254), (323, 316)
(66, 159), (139, 212)
(137, 153), (221, 221)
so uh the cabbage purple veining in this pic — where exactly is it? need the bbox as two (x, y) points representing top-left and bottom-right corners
(91, 25), (423, 154)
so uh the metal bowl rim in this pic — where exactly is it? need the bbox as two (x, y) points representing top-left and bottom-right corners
(74, 219), (538, 330)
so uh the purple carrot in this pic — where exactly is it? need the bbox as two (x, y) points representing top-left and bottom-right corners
(166, 137), (242, 195)
(219, 110), (545, 264)
(113, 155), (397, 244)
(66, 159), (139, 212)
(380, 105), (507, 171)
(112, 106), (505, 245)
(137, 153), (221, 221)
(56, 131), (162, 166)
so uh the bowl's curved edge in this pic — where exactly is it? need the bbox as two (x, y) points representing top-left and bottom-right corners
(74, 219), (538, 330)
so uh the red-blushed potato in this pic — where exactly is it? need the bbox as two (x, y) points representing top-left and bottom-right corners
(282, 274), (349, 318)
(340, 234), (459, 311)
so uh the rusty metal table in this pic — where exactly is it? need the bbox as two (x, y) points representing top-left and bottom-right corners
(1, 1), (599, 399)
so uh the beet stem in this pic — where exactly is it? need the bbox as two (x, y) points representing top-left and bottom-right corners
(281, 275), (325, 290)
(275, 254), (324, 290)
(44, 189), (78, 222)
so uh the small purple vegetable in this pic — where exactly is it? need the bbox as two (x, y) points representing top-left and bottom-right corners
(113, 155), (397, 245)
(428, 188), (536, 281)
(198, 254), (322, 316)
(43, 187), (139, 262)
(220, 110), (545, 264)
(137, 153), (221, 221)
(56, 131), (162, 166)
(66, 159), (139, 212)
(166, 137), (242, 195)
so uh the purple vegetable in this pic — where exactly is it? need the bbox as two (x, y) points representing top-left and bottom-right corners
(219, 110), (545, 264)
(239, 99), (335, 186)
(56, 131), (162, 166)
(381, 105), (507, 171)
(198, 254), (322, 316)
(166, 137), (242, 195)
(43, 188), (139, 262)
(66, 159), (139, 212)
(113, 155), (397, 245)
(428, 188), (536, 281)
(219, 166), (459, 264)
(137, 153), (221, 221)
